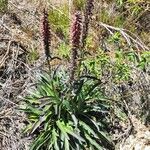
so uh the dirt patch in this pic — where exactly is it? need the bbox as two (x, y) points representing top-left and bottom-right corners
(118, 116), (150, 150)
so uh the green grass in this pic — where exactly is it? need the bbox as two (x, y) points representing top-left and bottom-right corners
(0, 0), (8, 13)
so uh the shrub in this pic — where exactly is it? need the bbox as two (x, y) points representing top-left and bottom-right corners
(21, 70), (114, 150)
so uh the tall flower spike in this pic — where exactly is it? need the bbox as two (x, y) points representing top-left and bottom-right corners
(41, 8), (51, 58)
(71, 12), (82, 49)
(81, 0), (94, 49)
(70, 12), (82, 82)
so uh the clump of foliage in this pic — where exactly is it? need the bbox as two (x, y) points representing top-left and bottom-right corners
(22, 71), (114, 150)
(20, 3), (118, 149)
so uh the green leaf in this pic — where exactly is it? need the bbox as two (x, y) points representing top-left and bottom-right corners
(79, 114), (99, 131)
(114, 107), (127, 121)
(48, 128), (59, 149)
(79, 121), (99, 139)
(27, 105), (42, 115)
(85, 133), (103, 150)
(23, 123), (32, 134)
(25, 97), (40, 104)
(65, 137), (70, 150)
(44, 112), (53, 130)
(57, 120), (85, 143)
(54, 139), (60, 150)
(98, 131), (112, 145)
(66, 128), (85, 143)
(36, 132), (51, 150)
(56, 120), (69, 139)
(30, 130), (51, 150)
(71, 114), (78, 127)
(30, 115), (47, 134)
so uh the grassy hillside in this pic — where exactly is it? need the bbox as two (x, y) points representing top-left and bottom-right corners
(0, 0), (149, 150)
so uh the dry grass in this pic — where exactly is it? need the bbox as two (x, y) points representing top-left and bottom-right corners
(0, 0), (51, 149)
